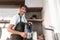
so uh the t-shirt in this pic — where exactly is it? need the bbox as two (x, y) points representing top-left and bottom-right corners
(10, 14), (27, 29)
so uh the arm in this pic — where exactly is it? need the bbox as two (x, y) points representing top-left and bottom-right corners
(7, 24), (26, 38)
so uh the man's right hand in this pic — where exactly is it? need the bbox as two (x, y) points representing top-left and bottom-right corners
(20, 32), (27, 38)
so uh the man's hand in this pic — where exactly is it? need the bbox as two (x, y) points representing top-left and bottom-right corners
(28, 22), (32, 24)
(20, 32), (27, 38)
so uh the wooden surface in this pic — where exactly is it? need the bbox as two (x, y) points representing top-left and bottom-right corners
(0, 0), (24, 5)
(0, 20), (10, 23)
(27, 19), (43, 22)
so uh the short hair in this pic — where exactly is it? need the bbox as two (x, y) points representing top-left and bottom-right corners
(20, 5), (28, 10)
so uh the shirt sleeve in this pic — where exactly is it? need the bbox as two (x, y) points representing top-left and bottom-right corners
(24, 17), (27, 23)
(23, 14), (27, 23)
(10, 15), (18, 26)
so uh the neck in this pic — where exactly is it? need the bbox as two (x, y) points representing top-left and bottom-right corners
(18, 13), (23, 16)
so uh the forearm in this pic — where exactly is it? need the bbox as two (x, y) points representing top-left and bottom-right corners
(8, 28), (22, 35)
(7, 25), (22, 35)
(7, 24), (27, 38)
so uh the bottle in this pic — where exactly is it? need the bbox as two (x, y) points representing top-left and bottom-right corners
(27, 23), (32, 32)
(27, 22), (32, 39)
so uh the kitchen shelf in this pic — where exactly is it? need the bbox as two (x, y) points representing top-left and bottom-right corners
(27, 19), (43, 22)
(0, 20), (10, 23)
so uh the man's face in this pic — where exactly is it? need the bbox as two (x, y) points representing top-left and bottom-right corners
(20, 7), (26, 15)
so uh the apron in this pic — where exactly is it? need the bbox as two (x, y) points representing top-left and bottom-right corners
(10, 16), (25, 40)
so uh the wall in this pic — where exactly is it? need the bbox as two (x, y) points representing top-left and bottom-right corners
(0, 8), (19, 17)
(25, 0), (42, 7)
(0, 6), (19, 27)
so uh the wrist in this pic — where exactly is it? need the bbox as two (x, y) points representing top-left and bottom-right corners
(17, 32), (22, 35)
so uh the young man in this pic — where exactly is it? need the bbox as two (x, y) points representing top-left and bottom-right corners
(7, 5), (28, 40)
